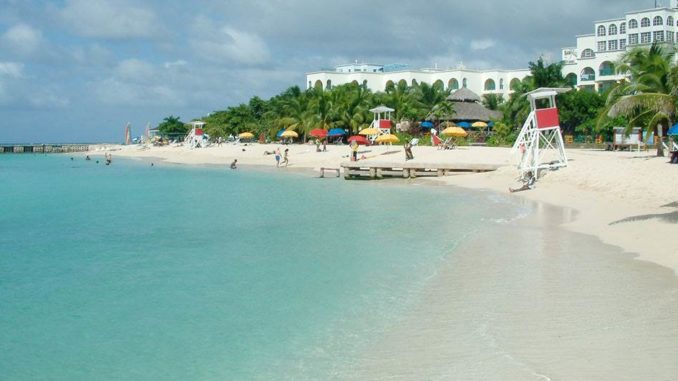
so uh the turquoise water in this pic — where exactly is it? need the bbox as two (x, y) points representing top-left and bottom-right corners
(0, 155), (523, 380)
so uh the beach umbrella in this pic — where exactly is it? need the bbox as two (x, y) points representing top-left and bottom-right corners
(669, 123), (678, 135)
(471, 121), (488, 128)
(358, 127), (379, 135)
(347, 135), (370, 145)
(276, 129), (286, 138)
(239, 132), (255, 139)
(457, 121), (471, 129)
(328, 128), (346, 136)
(375, 134), (399, 144)
(441, 126), (468, 137)
(281, 130), (299, 138)
(421, 121), (434, 129)
(309, 128), (328, 138)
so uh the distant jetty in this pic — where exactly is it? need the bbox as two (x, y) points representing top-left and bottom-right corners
(1, 144), (89, 154)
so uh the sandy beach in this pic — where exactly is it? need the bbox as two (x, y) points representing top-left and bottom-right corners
(94, 142), (678, 274)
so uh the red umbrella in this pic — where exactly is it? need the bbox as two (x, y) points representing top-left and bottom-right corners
(347, 135), (370, 145)
(309, 128), (328, 138)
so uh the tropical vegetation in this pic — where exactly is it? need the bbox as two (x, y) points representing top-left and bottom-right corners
(154, 45), (676, 150)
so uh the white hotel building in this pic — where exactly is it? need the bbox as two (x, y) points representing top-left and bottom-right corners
(307, 2), (678, 97)
(305, 62), (530, 99)
(562, 1), (678, 92)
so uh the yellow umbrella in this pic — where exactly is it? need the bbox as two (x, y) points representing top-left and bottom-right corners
(280, 130), (298, 138)
(358, 127), (380, 135)
(472, 121), (488, 128)
(238, 132), (254, 139)
(441, 126), (468, 137)
(375, 134), (400, 144)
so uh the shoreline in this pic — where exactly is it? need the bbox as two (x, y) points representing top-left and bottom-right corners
(88, 143), (677, 274)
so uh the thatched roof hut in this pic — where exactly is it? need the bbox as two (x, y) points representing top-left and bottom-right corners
(431, 88), (502, 122)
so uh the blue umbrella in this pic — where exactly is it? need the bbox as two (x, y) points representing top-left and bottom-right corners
(669, 124), (678, 135)
(328, 128), (346, 136)
(421, 121), (434, 128)
(458, 121), (471, 129)
(276, 129), (285, 138)
(488, 121), (495, 128)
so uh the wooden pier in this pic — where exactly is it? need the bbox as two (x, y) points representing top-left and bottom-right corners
(0, 144), (90, 154)
(340, 161), (501, 179)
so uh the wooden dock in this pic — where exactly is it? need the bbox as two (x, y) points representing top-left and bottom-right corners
(0, 144), (90, 154)
(340, 161), (501, 179)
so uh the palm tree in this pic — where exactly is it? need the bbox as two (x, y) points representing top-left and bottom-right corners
(381, 81), (418, 122)
(482, 94), (504, 111)
(413, 81), (450, 120)
(332, 83), (371, 134)
(603, 42), (677, 156)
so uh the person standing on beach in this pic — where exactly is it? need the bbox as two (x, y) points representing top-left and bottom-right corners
(322, 139), (327, 152)
(230, 159), (237, 169)
(281, 148), (289, 167)
(351, 141), (359, 161)
(275, 148), (281, 167)
(404, 140), (414, 160)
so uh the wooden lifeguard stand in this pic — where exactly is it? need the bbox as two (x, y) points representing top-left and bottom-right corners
(369, 105), (394, 136)
(185, 121), (207, 148)
(511, 88), (570, 178)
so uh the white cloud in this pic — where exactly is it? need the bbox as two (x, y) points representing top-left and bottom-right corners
(190, 18), (270, 65)
(470, 39), (496, 51)
(1, 24), (44, 56)
(0, 62), (24, 78)
(115, 58), (156, 82)
(58, 0), (163, 39)
(72, 44), (115, 67)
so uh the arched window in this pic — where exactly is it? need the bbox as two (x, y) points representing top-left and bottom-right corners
(384, 80), (394, 91)
(565, 73), (577, 87)
(641, 17), (650, 27)
(580, 67), (595, 82)
(509, 78), (521, 90)
(597, 25), (606, 36)
(668, 16), (674, 26)
(433, 80), (444, 90)
(362, 80), (368, 89)
(499, 78), (504, 90)
(581, 48), (595, 58)
(308, 81), (312, 89)
(620, 22), (626, 34)
(484, 79), (496, 91)
(314, 80), (323, 89)
(653, 16), (663, 26)
(398, 79), (407, 88)
(448, 78), (459, 90)
(629, 19), (638, 29)
(599, 61), (614, 76)
(411, 79), (418, 87)
(326, 80), (332, 90)
(609, 24), (617, 35)
(462, 78), (468, 88)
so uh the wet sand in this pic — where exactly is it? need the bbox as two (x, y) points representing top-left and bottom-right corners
(347, 198), (678, 380)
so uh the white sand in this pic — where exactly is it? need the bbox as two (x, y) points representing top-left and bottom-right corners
(92, 142), (678, 273)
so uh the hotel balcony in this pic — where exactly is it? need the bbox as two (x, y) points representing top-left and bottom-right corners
(580, 74), (596, 81)
(599, 68), (615, 76)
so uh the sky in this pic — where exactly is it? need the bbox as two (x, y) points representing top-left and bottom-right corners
(0, 0), (650, 143)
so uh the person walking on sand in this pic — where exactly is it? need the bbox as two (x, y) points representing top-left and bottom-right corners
(275, 148), (281, 167)
(404, 140), (414, 160)
(281, 148), (289, 166)
(351, 141), (359, 161)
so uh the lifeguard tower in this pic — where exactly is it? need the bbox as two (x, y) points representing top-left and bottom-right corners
(185, 121), (208, 148)
(369, 105), (394, 136)
(511, 88), (570, 179)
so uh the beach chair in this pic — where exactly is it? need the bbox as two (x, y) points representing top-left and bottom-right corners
(441, 138), (456, 150)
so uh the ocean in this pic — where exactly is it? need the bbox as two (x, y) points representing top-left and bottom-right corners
(3, 154), (678, 380)
(0, 154), (524, 380)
